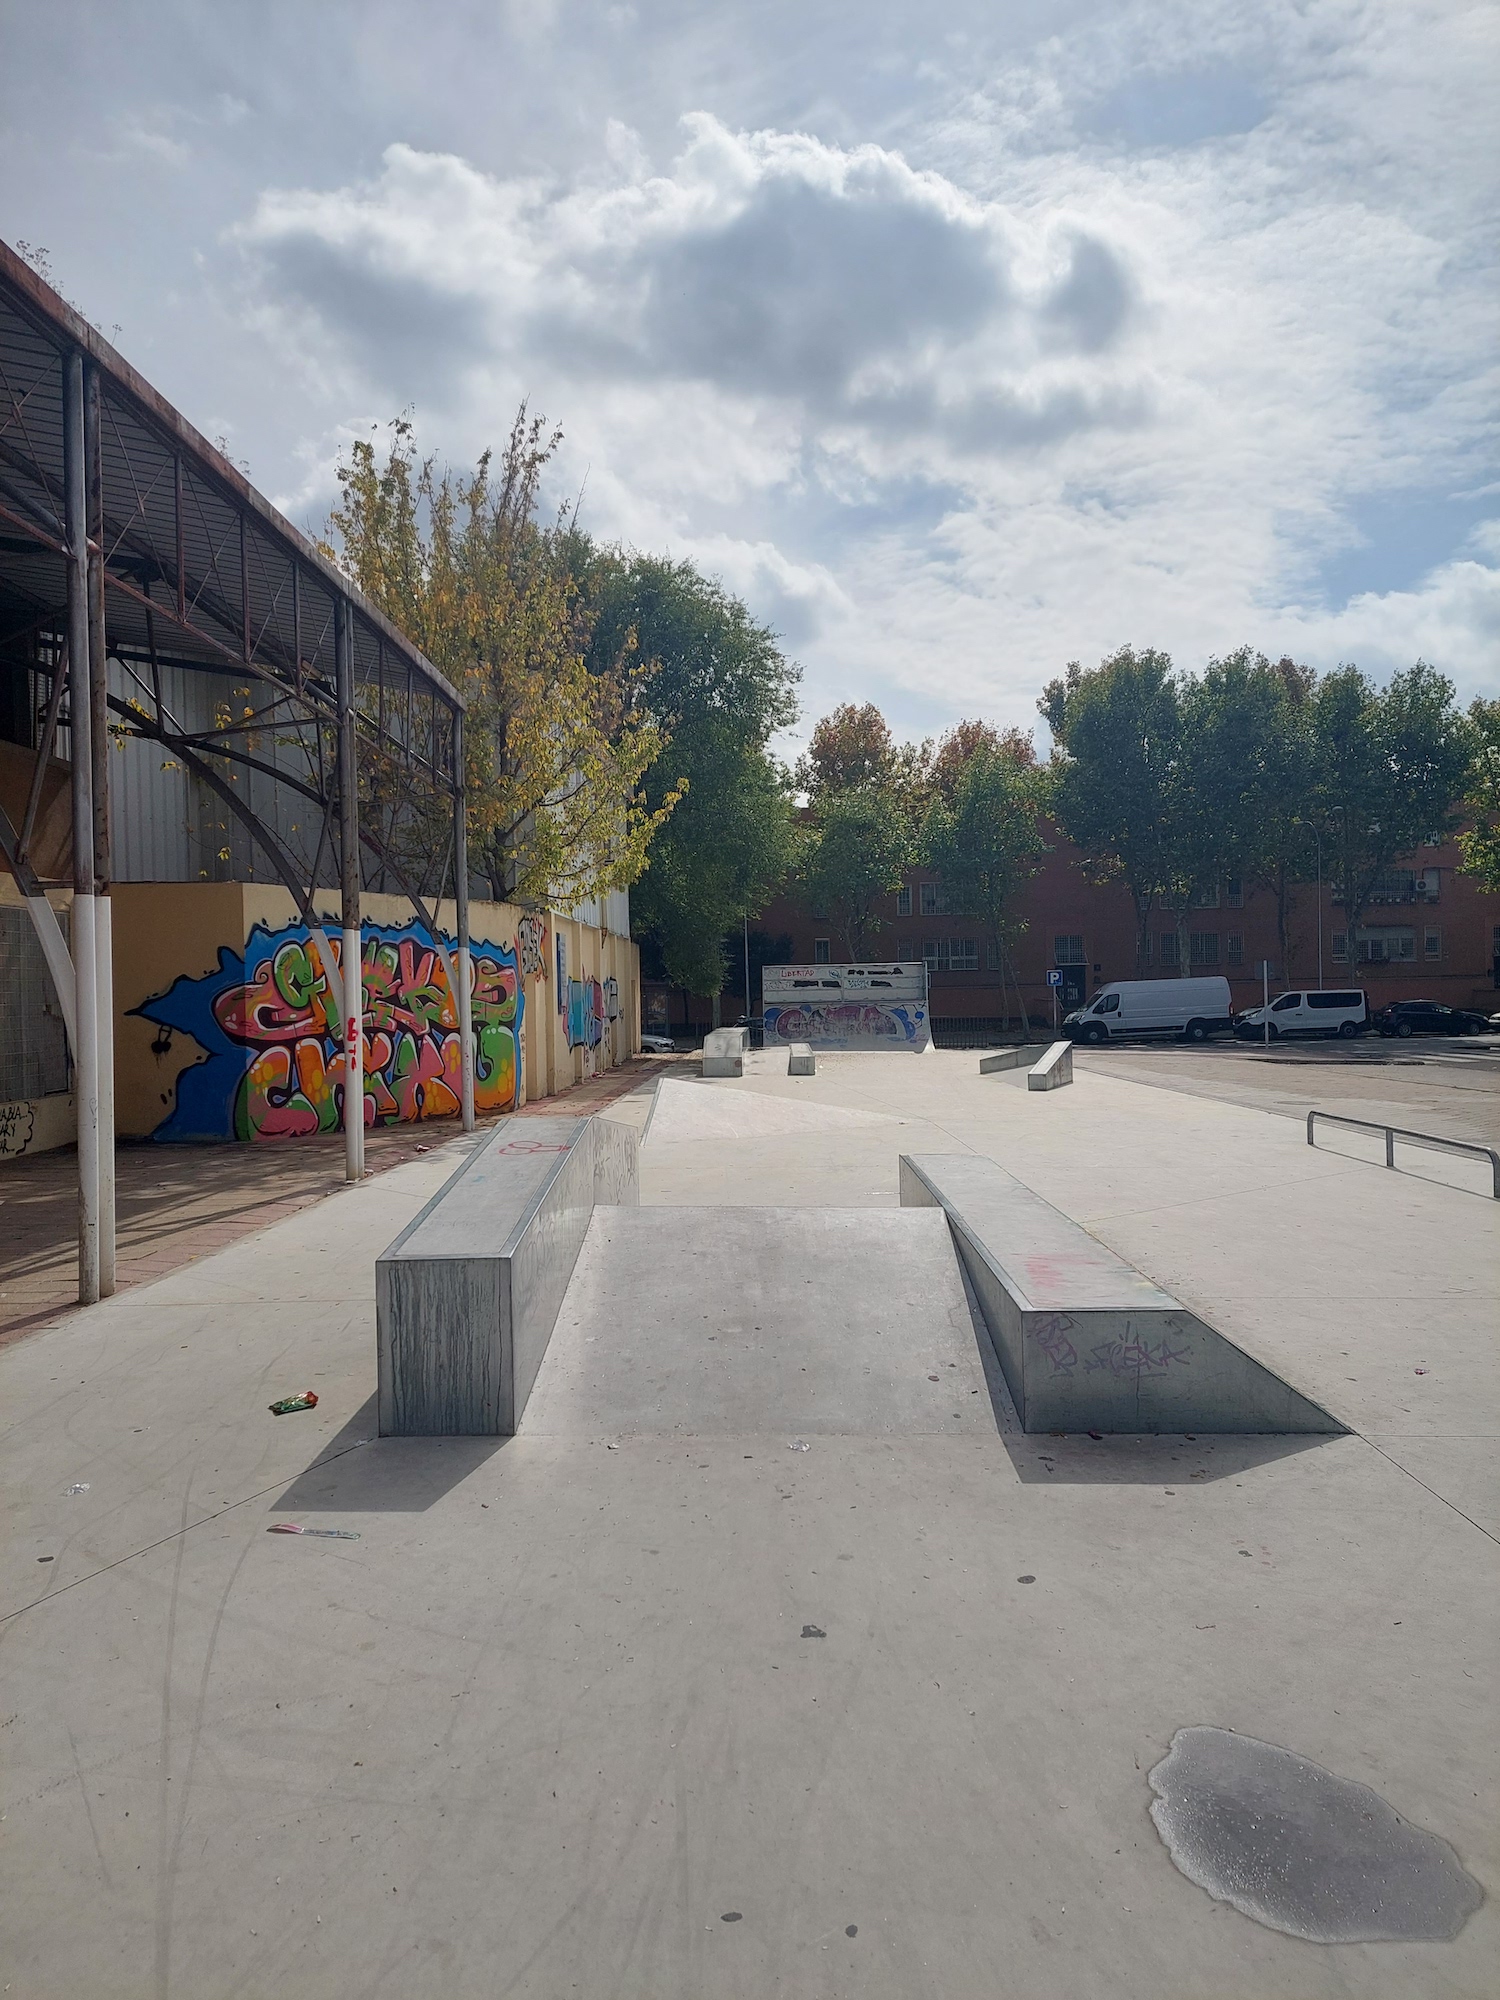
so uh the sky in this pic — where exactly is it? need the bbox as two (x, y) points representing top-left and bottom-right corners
(2, 0), (1496, 754)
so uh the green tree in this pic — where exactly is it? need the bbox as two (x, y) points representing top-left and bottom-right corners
(1311, 663), (1475, 972)
(1039, 647), (1185, 974)
(1179, 652), (1316, 978)
(923, 744), (1049, 1031)
(581, 552), (800, 1000)
(804, 788), (914, 961)
(1457, 697), (1500, 894)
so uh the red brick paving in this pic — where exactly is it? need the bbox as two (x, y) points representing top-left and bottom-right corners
(0, 1057), (673, 1348)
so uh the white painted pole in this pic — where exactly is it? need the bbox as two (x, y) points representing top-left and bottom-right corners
(64, 351), (100, 1305)
(1263, 959), (1270, 1047)
(343, 923), (364, 1178)
(95, 894), (115, 1294)
(452, 711), (475, 1132)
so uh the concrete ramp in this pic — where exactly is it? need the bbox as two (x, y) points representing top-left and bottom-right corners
(901, 1154), (1342, 1437)
(522, 1205), (1010, 1437)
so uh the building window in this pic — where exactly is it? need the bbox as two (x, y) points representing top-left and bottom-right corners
(948, 938), (978, 971)
(1190, 932), (1220, 966)
(813, 938), (831, 964)
(1227, 932), (1243, 966)
(1332, 930), (1348, 962)
(1424, 928), (1442, 961)
(985, 940), (1002, 970)
(1226, 877), (1243, 909)
(1359, 927), (1416, 964)
(1159, 932), (1180, 968)
(896, 886), (912, 917)
(923, 939), (948, 970)
(919, 883), (949, 916)
(1192, 883), (1220, 909)
(1053, 934), (1085, 965)
(1141, 933), (1152, 966)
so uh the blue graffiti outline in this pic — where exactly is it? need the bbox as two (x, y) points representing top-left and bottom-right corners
(134, 916), (522, 1142)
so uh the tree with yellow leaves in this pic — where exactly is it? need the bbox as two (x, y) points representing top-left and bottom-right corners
(328, 409), (678, 907)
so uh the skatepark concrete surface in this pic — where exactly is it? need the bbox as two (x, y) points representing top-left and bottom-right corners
(3, 1051), (1496, 1997)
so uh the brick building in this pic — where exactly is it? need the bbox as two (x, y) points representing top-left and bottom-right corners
(649, 826), (1499, 1040)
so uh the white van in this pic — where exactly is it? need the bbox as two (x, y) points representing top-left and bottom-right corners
(1234, 988), (1369, 1041)
(1064, 976), (1233, 1044)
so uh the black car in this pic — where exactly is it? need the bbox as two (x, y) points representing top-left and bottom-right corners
(1372, 999), (1490, 1038)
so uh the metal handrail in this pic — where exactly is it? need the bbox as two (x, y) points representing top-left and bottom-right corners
(1307, 1110), (1500, 1198)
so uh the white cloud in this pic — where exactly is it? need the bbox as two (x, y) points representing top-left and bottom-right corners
(221, 0), (1497, 737)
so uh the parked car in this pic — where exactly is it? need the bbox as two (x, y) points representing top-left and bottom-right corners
(1372, 999), (1490, 1038)
(639, 1032), (676, 1055)
(1234, 988), (1369, 1040)
(1064, 976), (1233, 1044)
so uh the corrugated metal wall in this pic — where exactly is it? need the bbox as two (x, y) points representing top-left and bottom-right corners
(108, 659), (328, 887)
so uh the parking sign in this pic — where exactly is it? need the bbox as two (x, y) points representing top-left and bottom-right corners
(1046, 969), (1063, 987)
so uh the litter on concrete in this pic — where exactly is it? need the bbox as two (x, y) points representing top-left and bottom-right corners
(66, 1483), (89, 1495)
(268, 1390), (319, 1414)
(267, 1523), (359, 1540)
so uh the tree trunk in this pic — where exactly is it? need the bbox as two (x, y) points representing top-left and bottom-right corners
(1004, 940), (1032, 1036)
(711, 991), (721, 1030)
(1176, 908), (1190, 977)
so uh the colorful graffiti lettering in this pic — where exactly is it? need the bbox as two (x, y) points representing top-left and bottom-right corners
(517, 912), (548, 980)
(136, 919), (522, 1142)
(764, 1002), (925, 1049)
(565, 976), (605, 1050)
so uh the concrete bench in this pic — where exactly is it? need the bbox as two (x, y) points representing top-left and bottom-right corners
(979, 1044), (1046, 1075)
(377, 1116), (638, 1436)
(702, 1026), (749, 1077)
(899, 1153), (1341, 1436)
(788, 1043), (816, 1076)
(1027, 1040), (1074, 1091)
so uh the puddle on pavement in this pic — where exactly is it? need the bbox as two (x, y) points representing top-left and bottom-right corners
(1148, 1727), (1483, 1943)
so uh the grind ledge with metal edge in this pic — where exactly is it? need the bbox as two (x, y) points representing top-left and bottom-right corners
(899, 1154), (1344, 1437)
(376, 1115), (638, 1437)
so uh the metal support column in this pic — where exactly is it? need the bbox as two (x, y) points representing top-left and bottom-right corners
(63, 351), (100, 1303)
(453, 711), (475, 1132)
(85, 361), (115, 1294)
(335, 602), (363, 1180)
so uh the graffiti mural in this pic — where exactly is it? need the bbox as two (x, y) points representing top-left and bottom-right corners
(564, 977), (605, 1050)
(517, 912), (548, 981)
(761, 963), (931, 1051)
(135, 919), (523, 1142)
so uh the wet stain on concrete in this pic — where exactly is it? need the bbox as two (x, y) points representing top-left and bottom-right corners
(1148, 1727), (1483, 1943)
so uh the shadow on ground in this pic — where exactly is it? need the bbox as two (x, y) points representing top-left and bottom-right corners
(274, 1394), (510, 1512)
(1003, 1432), (1337, 1485)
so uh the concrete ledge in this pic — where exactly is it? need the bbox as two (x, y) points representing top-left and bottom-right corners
(788, 1043), (816, 1076)
(377, 1116), (638, 1436)
(1027, 1040), (1074, 1091)
(899, 1153), (1343, 1436)
(702, 1026), (748, 1077)
(979, 1044), (1047, 1075)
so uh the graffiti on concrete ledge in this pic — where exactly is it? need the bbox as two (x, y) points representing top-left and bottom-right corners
(136, 919), (523, 1141)
(1, 1099), (37, 1157)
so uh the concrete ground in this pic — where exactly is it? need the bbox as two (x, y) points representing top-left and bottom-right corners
(1, 1051), (1495, 1997)
(0, 1057), (671, 1345)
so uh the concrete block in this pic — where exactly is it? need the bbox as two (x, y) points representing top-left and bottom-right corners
(376, 1116), (638, 1436)
(979, 1045), (1046, 1075)
(788, 1043), (816, 1076)
(899, 1153), (1342, 1436)
(1027, 1040), (1074, 1091)
(702, 1026), (749, 1077)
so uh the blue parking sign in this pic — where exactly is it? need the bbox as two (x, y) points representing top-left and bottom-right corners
(1046, 969), (1063, 987)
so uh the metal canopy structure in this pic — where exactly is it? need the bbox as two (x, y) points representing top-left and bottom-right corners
(0, 236), (474, 1304)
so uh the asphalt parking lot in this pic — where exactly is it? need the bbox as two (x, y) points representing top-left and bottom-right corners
(1075, 1031), (1500, 1151)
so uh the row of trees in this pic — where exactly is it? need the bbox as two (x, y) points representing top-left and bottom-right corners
(328, 411), (799, 998)
(797, 651), (1493, 993)
(1040, 648), (1484, 976)
(330, 411), (1495, 1006)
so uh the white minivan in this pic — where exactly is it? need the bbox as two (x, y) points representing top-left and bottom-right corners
(1234, 988), (1369, 1041)
(1064, 976), (1233, 1044)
